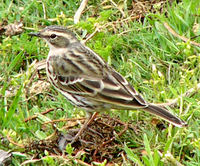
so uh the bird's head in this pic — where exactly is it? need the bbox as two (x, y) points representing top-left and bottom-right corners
(29, 25), (78, 49)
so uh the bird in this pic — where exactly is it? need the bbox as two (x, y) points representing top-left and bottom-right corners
(29, 25), (187, 143)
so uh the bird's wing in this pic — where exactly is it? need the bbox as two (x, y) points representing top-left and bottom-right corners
(50, 43), (148, 109)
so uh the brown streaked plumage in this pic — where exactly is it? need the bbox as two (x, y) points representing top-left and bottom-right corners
(29, 25), (187, 144)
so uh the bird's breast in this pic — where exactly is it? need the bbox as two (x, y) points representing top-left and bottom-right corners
(46, 55), (57, 86)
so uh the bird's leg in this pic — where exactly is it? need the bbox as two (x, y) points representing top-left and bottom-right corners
(71, 112), (98, 144)
(58, 112), (98, 151)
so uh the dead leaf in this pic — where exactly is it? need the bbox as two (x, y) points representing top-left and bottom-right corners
(29, 80), (50, 96)
(151, 118), (160, 126)
(193, 23), (200, 35)
(141, 149), (148, 155)
(0, 149), (12, 166)
(5, 21), (23, 36)
(34, 59), (46, 70)
(0, 20), (8, 35)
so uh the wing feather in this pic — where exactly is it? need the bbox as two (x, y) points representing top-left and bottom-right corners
(49, 43), (147, 109)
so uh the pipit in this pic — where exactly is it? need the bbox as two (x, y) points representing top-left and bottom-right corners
(29, 26), (187, 144)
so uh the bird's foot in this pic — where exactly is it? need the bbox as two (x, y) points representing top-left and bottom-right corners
(58, 112), (99, 151)
(58, 128), (97, 151)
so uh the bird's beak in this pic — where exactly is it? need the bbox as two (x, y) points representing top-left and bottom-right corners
(28, 32), (41, 37)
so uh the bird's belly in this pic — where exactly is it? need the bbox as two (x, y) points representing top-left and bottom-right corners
(58, 89), (112, 112)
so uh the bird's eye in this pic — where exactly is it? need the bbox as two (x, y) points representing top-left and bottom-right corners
(50, 34), (57, 39)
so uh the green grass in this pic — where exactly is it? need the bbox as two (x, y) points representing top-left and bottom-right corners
(0, 0), (200, 165)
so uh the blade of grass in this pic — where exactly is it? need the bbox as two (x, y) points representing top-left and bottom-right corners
(3, 85), (23, 127)
(7, 51), (24, 73)
(21, 0), (36, 15)
(164, 137), (173, 155)
(124, 144), (144, 166)
(153, 149), (161, 166)
(0, 82), (8, 120)
(143, 134), (154, 166)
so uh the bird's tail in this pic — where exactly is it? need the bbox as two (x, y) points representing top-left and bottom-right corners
(144, 104), (187, 127)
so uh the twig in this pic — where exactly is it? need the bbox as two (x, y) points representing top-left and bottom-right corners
(82, 14), (141, 43)
(74, 0), (88, 24)
(24, 108), (54, 122)
(101, 119), (128, 146)
(155, 83), (200, 107)
(110, 0), (126, 17)
(93, 117), (128, 159)
(108, 118), (128, 138)
(75, 159), (91, 166)
(7, 135), (25, 148)
(42, 2), (46, 19)
(43, 117), (86, 124)
(191, 35), (200, 39)
(111, 15), (141, 24)
(163, 22), (200, 47)
(44, 130), (58, 140)
(97, 120), (114, 129)
(82, 27), (100, 44)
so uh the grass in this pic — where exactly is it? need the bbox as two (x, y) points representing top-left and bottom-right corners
(0, 0), (200, 165)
